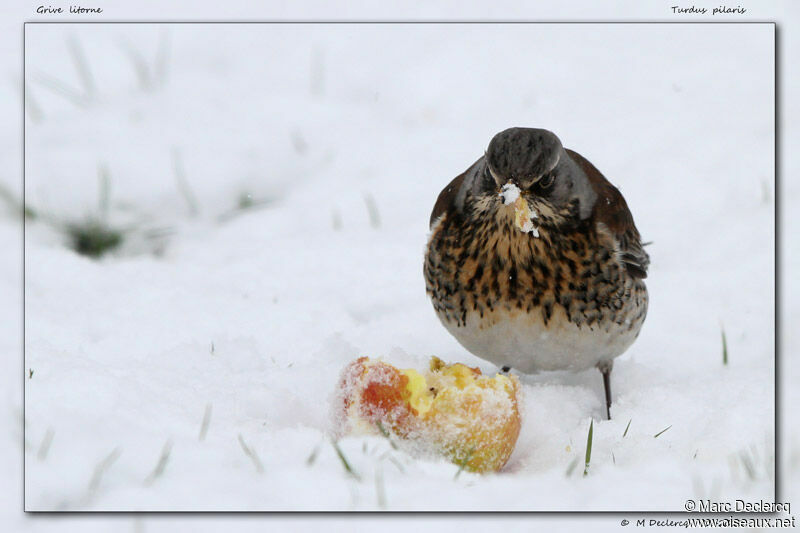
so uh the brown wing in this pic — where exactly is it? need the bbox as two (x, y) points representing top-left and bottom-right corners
(429, 158), (481, 228)
(566, 148), (650, 279)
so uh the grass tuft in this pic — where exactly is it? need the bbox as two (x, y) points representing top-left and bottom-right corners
(583, 419), (594, 476)
(331, 439), (360, 481)
(66, 218), (124, 258)
(654, 425), (672, 439)
(63, 164), (127, 257)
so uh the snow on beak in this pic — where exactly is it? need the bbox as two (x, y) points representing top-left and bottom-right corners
(498, 183), (539, 237)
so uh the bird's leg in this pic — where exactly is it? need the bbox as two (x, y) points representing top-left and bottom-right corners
(597, 361), (613, 420)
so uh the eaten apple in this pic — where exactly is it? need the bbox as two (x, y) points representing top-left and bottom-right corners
(333, 356), (522, 473)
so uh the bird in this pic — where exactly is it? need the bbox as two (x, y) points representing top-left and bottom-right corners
(423, 127), (649, 420)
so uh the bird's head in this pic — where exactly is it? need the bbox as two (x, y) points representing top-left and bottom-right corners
(486, 127), (562, 190)
(483, 127), (596, 232)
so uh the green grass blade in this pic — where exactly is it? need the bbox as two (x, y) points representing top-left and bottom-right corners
(36, 427), (54, 461)
(583, 419), (593, 477)
(363, 193), (381, 228)
(198, 403), (212, 441)
(88, 447), (122, 492)
(739, 450), (756, 480)
(565, 456), (579, 477)
(721, 326), (729, 365)
(144, 439), (173, 486)
(623, 418), (632, 438)
(654, 425), (672, 438)
(331, 439), (360, 481)
(375, 421), (398, 450)
(237, 434), (264, 473)
(306, 444), (320, 466)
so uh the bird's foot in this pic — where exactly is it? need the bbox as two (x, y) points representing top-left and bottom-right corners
(597, 360), (613, 420)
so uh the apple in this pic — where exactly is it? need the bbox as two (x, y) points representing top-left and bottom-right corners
(333, 356), (522, 473)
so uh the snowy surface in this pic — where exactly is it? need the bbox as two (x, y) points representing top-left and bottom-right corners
(9, 21), (779, 515)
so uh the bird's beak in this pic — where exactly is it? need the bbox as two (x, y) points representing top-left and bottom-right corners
(498, 184), (539, 237)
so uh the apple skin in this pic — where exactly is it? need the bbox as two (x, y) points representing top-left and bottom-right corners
(334, 356), (522, 473)
(336, 357), (419, 436)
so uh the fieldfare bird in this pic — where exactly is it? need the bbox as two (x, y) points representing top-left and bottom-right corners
(424, 127), (649, 420)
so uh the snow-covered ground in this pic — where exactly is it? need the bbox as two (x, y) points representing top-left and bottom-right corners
(13, 21), (777, 513)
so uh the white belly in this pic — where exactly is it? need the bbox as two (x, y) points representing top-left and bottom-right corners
(439, 308), (640, 373)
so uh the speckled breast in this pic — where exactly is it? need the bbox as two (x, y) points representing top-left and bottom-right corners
(424, 208), (648, 373)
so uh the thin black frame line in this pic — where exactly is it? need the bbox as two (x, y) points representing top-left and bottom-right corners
(21, 20), (779, 514)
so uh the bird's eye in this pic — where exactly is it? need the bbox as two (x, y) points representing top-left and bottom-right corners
(538, 173), (555, 188)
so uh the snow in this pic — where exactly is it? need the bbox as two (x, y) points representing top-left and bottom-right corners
(8, 20), (781, 516)
(499, 183), (520, 205)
